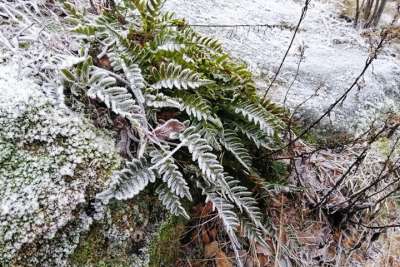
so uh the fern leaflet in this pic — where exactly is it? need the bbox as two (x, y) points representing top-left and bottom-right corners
(151, 63), (213, 90)
(235, 101), (276, 135)
(178, 92), (211, 121)
(180, 127), (225, 185)
(150, 147), (192, 200)
(156, 185), (190, 219)
(101, 158), (156, 201)
(221, 130), (252, 171)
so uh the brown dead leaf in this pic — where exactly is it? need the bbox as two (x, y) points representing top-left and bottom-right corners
(204, 241), (219, 258)
(215, 251), (232, 267)
(208, 228), (217, 241)
(201, 230), (210, 245)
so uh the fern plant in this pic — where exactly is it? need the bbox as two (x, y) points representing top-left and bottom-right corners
(62, 0), (287, 263)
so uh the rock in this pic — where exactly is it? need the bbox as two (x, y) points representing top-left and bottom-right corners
(0, 62), (162, 266)
(164, 0), (400, 135)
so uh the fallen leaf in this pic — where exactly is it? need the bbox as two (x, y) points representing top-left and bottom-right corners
(215, 251), (232, 267)
(204, 241), (219, 258)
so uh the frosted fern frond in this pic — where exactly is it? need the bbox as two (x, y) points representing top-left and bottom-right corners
(231, 121), (273, 149)
(72, 24), (102, 36)
(150, 147), (192, 200)
(122, 62), (146, 104)
(131, 0), (165, 32)
(106, 158), (156, 201)
(107, 51), (123, 71)
(157, 42), (186, 52)
(178, 93), (211, 121)
(196, 122), (222, 151)
(145, 93), (181, 109)
(156, 185), (190, 219)
(220, 130), (252, 171)
(180, 28), (223, 53)
(241, 220), (269, 248)
(151, 63), (213, 90)
(198, 182), (242, 265)
(146, 0), (165, 18)
(226, 177), (264, 231)
(235, 101), (276, 135)
(180, 127), (225, 185)
(262, 98), (288, 119)
(87, 67), (142, 120)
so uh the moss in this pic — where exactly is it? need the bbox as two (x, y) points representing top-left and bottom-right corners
(70, 224), (130, 267)
(69, 195), (165, 267)
(149, 216), (186, 267)
(377, 137), (391, 157)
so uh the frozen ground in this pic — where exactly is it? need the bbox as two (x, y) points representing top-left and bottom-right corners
(165, 0), (400, 134)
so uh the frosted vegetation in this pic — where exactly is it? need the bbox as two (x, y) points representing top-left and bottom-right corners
(0, 0), (399, 266)
(165, 0), (400, 134)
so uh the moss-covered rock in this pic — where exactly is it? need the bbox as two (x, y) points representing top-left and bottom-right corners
(71, 195), (164, 267)
(0, 66), (164, 266)
(148, 216), (186, 267)
(0, 82), (119, 265)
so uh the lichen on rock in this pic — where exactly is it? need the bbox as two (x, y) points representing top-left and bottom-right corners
(0, 65), (122, 265)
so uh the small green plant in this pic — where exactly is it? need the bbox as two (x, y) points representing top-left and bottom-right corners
(62, 0), (287, 263)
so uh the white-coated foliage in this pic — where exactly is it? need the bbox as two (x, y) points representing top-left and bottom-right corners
(104, 158), (156, 201)
(179, 93), (211, 121)
(151, 62), (213, 90)
(122, 62), (146, 105)
(180, 127), (225, 185)
(235, 101), (276, 136)
(156, 185), (190, 219)
(232, 121), (273, 149)
(87, 67), (142, 119)
(226, 177), (264, 231)
(221, 130), (252, 171)
(150, 147), (192, 200)
(145, 93), (181, 109)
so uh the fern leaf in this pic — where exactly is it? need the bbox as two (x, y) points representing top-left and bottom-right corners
(156, 185), (190, 219)
(88, 68), (142, 121)
(196, 122), (222, 151)
(145, 93), (181, 109)
(231, 121), (273, 149)
(122, 62), (146, 104)
(241, 220), (269, 248)
(177, 92), (211, 121)
(157, 42), (186, 53)
(180, 127), (225, 185)
(197, 182), (242, 265)
(107, 52), (123, 71)
(235, 101), (276, 135)
(146, 0), (165, 19)
(151, 63), (213, 90)
(73, 24), (101, 36)
(150, 147), (192, 200)
(106, 158), (156, 201)
(180, 28), (223, 53)
(220, 130), (252, 171)
(226, 177), (266, 232)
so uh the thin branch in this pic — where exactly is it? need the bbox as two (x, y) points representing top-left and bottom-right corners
(262, 0), (312, 99)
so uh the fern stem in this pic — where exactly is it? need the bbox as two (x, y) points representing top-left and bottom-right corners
(149, 141), (186, 170)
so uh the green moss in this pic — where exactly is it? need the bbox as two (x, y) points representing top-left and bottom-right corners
(149, 216), (186, 267)
(377, 137), (391, 157)
(70, 224), (130, 267)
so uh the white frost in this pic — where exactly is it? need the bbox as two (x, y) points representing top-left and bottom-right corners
(165, 0), (400, 134)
